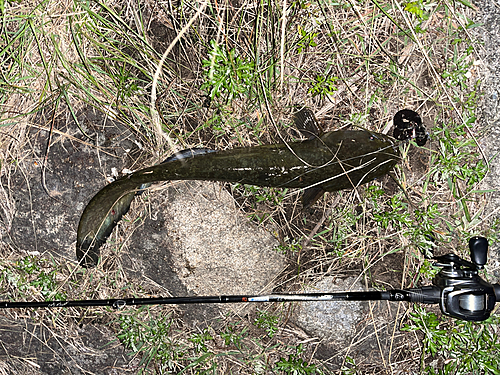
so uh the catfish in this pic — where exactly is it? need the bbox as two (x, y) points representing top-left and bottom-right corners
(77, 108), (424, 267)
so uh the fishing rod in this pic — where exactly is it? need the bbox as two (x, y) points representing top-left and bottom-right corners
(1, 237), (498, 322)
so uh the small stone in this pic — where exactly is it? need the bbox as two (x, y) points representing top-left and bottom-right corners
(294, 277), (366, 344)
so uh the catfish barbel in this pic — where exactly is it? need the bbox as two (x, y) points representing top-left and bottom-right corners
(77, 108), (425, 267)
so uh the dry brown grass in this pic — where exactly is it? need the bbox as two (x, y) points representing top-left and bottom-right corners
(0, 0), (493, 374)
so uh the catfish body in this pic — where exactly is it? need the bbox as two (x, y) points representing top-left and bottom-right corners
(77, 129), (399, 267)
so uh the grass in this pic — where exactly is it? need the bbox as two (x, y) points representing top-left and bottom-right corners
(0, 0), (497, 374)
(402, 306), (500, 374)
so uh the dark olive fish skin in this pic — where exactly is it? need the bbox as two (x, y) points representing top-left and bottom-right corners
(76, 129), (400, 267)
(77, 108), (428, 268)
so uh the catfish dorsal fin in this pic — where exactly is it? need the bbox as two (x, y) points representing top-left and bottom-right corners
(293, 107), (323, 139)
(161, 148), (215, 164)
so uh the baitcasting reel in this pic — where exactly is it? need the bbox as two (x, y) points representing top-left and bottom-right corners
(406, 236), (500, 321)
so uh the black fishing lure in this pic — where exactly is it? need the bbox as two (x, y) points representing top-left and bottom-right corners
(77, 108), (426, 267)
(393, 109), (428, 146)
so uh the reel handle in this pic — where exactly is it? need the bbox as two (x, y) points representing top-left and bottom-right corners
(469, 236), (488, 268)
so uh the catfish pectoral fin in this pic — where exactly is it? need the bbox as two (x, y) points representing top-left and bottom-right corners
(302, 186), (326, 208)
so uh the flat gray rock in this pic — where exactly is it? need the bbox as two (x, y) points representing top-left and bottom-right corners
(122, 181), (285, 325)
(294, 277), (366, 344)
(0, 317), (132, 374)
(166, 181), (284, 296)
(294, 276), (405, 369)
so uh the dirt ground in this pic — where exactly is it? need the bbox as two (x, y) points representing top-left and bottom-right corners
(0, 0), (491, 373)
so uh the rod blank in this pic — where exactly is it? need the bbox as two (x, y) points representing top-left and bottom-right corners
(0, 289), (437, 309)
